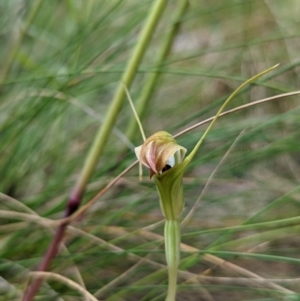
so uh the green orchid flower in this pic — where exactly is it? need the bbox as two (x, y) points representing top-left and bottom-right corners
(135, 131), (186, 301)
(135, 65), (278, 301)
(135, 131), (187, 219)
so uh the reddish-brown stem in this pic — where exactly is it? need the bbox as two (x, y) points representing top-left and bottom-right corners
(21, 159), (137, 301)
(22, 193), (80, 301)
(22, 223), (68, 301)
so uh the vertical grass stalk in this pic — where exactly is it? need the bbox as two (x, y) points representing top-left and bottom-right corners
(71, 0), (168, 201)
(22, 1), (168, 300)
(125, 0), (188, 142)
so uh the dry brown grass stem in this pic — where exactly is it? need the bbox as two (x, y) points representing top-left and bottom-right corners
(174, 90), (300, 138)
(28, 272), (99, 301)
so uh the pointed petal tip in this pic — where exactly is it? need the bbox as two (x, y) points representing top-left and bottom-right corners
(150, 169), (156, 179)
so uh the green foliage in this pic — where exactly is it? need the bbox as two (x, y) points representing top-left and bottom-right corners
(1, 0), (300, 300)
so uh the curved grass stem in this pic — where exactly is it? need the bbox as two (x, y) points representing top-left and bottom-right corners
(185, 64), (279, 164)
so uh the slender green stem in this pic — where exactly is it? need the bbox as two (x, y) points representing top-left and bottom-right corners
(72, 0), (168, 200)
(185, 64), (279, 165)
(125, 0), (188, 142)
(164, 219), (180, 301)
(123, 84), (146, 141)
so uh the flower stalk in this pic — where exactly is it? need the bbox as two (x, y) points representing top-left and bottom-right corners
(164, 219), (180, 301)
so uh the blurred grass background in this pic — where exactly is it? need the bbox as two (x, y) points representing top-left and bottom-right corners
(1, 0), (300, 300)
